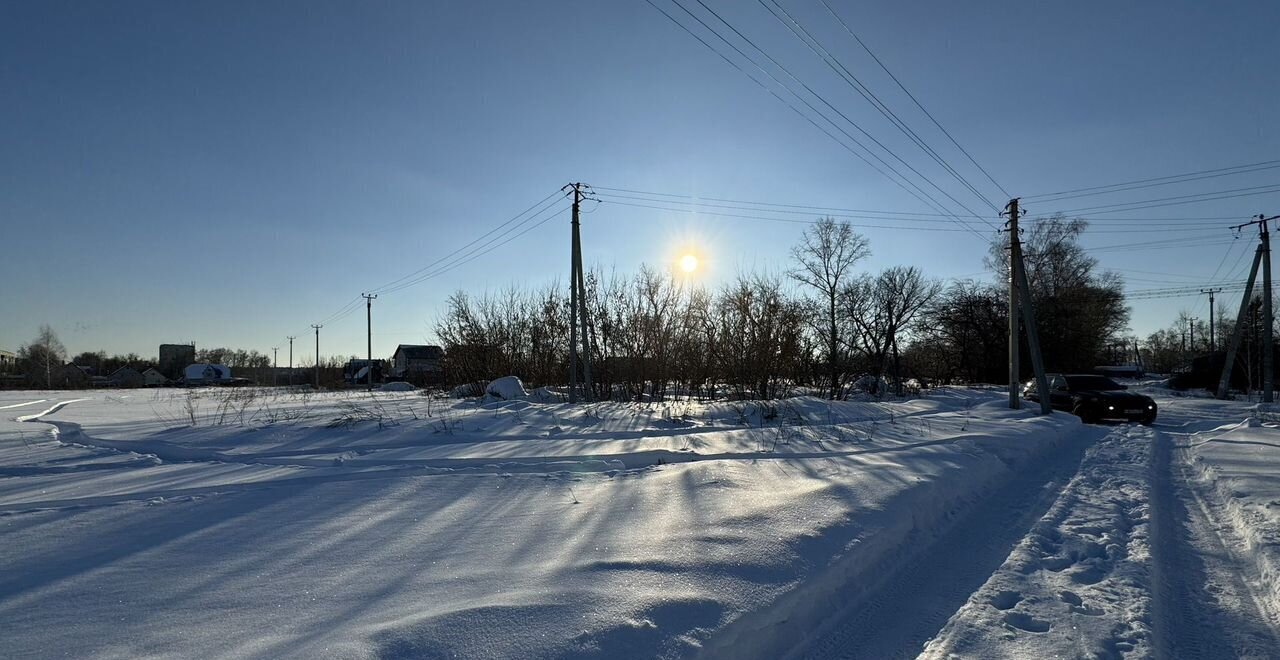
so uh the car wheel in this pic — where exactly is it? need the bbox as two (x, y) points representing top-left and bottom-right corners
(1073, 404), (1098, 424)
(1140, 413), (1156, 426)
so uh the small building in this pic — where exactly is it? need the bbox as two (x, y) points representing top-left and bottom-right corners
(59, 363), (91, 389)
(344, 359), (388, 386)
(142, 368), (169, 387)
(0, 350), (16, 372)
(159, 343), (196, 380)
(109, 367), (145, 388)
(391, 345), (445, 385)
(183, 363), (232, 386)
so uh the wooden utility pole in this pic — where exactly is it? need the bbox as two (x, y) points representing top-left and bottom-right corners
(272, 347), (278, 387)
(1200, 288), (1223, 351)
(287, 336), (295, 387)
(363, 293), (377, 391)
(565, 182), (595, 403)
(1006, 198), (1021, 409)
(312, 324), (323, 390)
(1189, 317), (1197, 354)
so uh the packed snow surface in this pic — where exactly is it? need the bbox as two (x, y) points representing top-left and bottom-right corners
(2, 384), (1278, 658)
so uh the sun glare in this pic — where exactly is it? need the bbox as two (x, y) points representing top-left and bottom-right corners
(679, 254), (699, 273)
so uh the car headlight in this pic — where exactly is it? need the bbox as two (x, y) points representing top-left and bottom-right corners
(1107, 405), (1114, 411)
(1148, 405), (1154, 410)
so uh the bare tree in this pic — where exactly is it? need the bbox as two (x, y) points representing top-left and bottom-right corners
(788, 218), (870, 399)
(843, 267), (941, 395)
(19, 324), (67, 389)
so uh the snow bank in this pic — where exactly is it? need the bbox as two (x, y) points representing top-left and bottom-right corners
(1185, 419), (1280, 611)
(485, 375), (526, 401)
(449, 382), (485, 398)
(379, 381), (414, 392)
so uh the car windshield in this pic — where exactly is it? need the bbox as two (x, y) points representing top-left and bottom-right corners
(1064, 375), (1125, 391)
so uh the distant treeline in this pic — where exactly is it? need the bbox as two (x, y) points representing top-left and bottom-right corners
(436, 215), (1130, 400)
(13, 215), (1183, 398)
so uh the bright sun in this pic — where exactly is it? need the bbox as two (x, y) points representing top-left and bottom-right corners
(679, 254), (699, 273)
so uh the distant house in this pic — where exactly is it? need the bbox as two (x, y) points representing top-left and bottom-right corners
(183, 363), (232, 386)
(59, 363), (91, 389)
(142, 368), (168, 387)
(344, 359), (388, 386)
(0, 349), (16, 372)
(391, 345), (444, 385)
(109, 367), (145, 388)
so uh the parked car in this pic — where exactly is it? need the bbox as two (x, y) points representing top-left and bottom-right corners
(1024, 373), (1157, 425)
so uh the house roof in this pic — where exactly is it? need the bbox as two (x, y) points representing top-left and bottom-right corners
(111, 367), (142, 377)
(393, 344), (444, 360)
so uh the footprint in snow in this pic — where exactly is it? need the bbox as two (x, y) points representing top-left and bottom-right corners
(1003, 612), (1051, 633)
(989, 590), (1023, 611)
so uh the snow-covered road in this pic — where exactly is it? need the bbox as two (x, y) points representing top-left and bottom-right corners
(914, 392), (1280, 660)
(1, 386), (1278, 658)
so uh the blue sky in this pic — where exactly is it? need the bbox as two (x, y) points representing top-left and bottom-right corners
(3, 0), (1278, 361)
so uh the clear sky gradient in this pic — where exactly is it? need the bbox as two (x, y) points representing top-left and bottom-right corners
(3, 0), (1278, 361)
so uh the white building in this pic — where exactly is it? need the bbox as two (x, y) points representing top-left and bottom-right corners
(183, 363), (232, 386)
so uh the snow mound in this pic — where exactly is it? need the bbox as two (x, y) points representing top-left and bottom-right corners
(485, 376), (527, 401)
(379, 382), (415, 392)
(450, 382), (485, 398)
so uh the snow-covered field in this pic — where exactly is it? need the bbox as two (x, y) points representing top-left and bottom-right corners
(1, 384), (1278, 658)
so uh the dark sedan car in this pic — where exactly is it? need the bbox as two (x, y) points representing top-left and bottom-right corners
(1024, 374), (1157, 424)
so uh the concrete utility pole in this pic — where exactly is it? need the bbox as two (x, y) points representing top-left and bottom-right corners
(363, 293), (377, 391)
(1007, 198), (1021, 409)
(1216, 214), (1278, 400)
(1200, 288), (1223, 351)
(564, 182), (595, 403)
(272, 347), (278, 387)
(1263, 216), (1275, 402)
(1005, 198), (1052, 415)
(311, 324), (323, 390)
(287, 336), (295, 387)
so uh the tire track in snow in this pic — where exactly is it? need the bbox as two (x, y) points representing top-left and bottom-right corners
(13, 398), (88, 423)
(788, 425), (1101, 660)
(1152, 424), (1280, 659)
(0, 399), (47, 411)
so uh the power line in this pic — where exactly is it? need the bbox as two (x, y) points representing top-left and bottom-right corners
(368, 190), (563, 295)
(297, 189), (567, 333)
(377, 202), (571, 295)
(594, 185), (1248, 223)
(1107, 267), (1233, 281)
(1088, 238), (1239, 254)
(595, 188), (1251, 240)
(1205, 237), (1246, 283)
(639, 0), (976, 236)
(598, 198), (973, 231)
(646, 0), (994, 238)
(1023, 159), (1280, 200)
(684, 0), (997, 229)
(816, 0), (1010, 199)
(1019, 163), (1280, 204)
(756, 0), (1000, 212)
(1044, 183), (1280, 216)
(596, 191), (958, 223)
